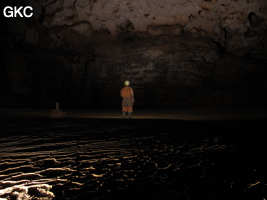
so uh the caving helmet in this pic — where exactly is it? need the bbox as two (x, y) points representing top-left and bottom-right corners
(124, 80), (130, 86)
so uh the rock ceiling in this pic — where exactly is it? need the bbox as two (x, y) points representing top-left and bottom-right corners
(1, 0), (267, 107)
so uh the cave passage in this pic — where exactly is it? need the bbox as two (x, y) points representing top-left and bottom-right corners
(1, 1), (267, 199)
(1, 0), (267, 109)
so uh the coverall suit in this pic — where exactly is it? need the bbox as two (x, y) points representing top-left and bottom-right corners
(120, 86), (134, 118)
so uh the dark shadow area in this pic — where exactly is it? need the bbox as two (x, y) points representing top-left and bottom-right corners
(1, 0), (267, 199)
(1, 117), (267, 200)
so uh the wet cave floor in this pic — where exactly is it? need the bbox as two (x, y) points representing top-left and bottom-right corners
(0, 108), (267, 200)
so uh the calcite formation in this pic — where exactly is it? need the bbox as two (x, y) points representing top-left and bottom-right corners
(1, 0), (267, 107)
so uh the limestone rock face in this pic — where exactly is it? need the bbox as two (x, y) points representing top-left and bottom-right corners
(1, 0), (267, 107)
(39, 0), (267, 56)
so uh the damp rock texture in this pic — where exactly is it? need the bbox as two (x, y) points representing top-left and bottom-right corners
(1, 0), (267, 107)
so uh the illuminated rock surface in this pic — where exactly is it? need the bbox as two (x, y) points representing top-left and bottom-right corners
(1, 0), (267, 107)
(1, 1), (267, 199)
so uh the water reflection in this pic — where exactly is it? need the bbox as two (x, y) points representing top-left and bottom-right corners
(0, 118), (265, 200)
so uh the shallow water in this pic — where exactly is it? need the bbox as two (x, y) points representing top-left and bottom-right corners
(0, 118), (266, 200)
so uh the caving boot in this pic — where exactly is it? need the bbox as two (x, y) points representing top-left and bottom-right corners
(122, 111), (126, 120)
(128, 112), (132, 120)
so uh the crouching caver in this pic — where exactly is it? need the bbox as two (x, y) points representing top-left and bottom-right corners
(120, 80), (134, 119)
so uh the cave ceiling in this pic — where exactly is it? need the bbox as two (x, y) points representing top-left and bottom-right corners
(2, 0), (266, 56)
(1, 0), (267, 107)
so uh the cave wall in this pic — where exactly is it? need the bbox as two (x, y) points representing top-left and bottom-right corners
(1, 0), (267, 108)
